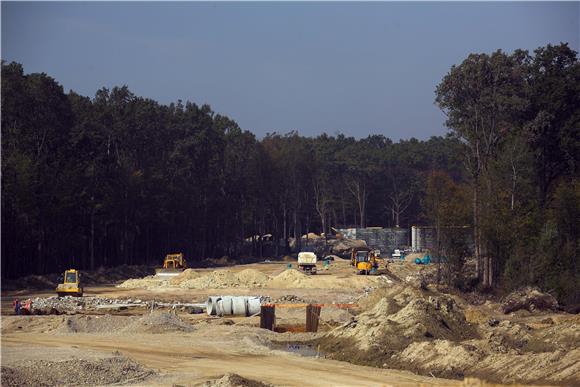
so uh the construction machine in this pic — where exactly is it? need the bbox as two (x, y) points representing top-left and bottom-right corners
(56, 269), (83, 297)
(298, 252), (317, 274)
(351, 247), (379, 275)
(155, 253), (187, 277)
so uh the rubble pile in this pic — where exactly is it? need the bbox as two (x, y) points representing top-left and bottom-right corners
(501, 287), (559, 314)
(0, 355), (154, 386)
(56, 315), (135, 333)
(274, 294), (308, 303)
(200, 373), (274, 387)
(126, 311), (193, 333)
(30, 296), (149, 314)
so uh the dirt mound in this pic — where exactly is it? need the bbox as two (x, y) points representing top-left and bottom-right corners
(329, 239), (367, 255)
(236, 269), (271, 286)
(394, 340), (484, 379)
(126, 311), (193, 333)
(267, 269), (310, 288)
(55, 315), (135, 333)
(179, 269), (269, 289)
(323, 286), (476, 352)
(0, 355), (154, 386)
(501, 287), (558, 314)
(200, 373), (273, 387)
(169, 268), (202, 285)
(117, 276), (167, 289)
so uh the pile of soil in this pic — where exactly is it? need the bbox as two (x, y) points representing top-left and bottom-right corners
(55, 315), (135, 334)
(324, 286), (476, 352)
(236, 269), (271, 287)
(267, 269), (311, 288)
(0, 355), (154, 386)
(169, 268), (201, 285)
(179, 269), (269, 289)
(54, 311), (192, 334)
(199, 373), (273, 387)
(501, 287), (559, 314)
(126, 311), (193, 333)
(322, 284), (580, 385)
(329, 239), (367, 255)
(117, 276), (167, 289)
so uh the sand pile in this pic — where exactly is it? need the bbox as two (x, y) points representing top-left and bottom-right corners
(180, 269), (269, 289)
(117, 276), (166, 289)
(169, 268), (201, 285)
(394, 340), (483, 377)
(236, 269), (270, 286)
(325, 287), (475, 351)
(322, 284), (580, 385)
(393, 340), (580, 384)
(126, 311), (193, 333)
(55, 315), (135, 334)
(0, 355), (154, 386)
(200, 373), (273, 387)
(55, 312), (192, 334)
(267, 269), (311, 288)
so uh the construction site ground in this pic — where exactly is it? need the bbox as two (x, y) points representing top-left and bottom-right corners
(1, 258), (579, 386)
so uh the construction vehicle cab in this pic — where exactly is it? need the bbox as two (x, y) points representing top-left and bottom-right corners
(163, 253), (186, 269)
(56, 269), (83, 297)
(155, 253), (187, 277)
(351, 248), (378, 275)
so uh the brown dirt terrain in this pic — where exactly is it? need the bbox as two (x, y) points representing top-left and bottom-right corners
(2, 259), (578, 386)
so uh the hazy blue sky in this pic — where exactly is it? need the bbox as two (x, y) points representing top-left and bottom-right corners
(2, 2), (579, 140)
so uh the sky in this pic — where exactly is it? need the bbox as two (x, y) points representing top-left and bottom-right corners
(2, 2), (579, 140)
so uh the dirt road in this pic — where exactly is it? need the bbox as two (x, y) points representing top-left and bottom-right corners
(2, 328), (458, 386)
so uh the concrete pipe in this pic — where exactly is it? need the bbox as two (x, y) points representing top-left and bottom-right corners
(232, 297), (248, 316)
(207, 296), (221, 316)
(218, 297), (233, 316)
(247, 297), (261, 316)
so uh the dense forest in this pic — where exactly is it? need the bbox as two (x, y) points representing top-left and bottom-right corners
(2, 43), (579, 304)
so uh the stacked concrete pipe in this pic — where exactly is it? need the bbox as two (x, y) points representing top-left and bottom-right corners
(207, 296), (262, 317)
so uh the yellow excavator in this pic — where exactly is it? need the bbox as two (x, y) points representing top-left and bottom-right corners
(56, 269), (83, 297)
(155, 253), (187, 277)
(351, 247), (379, 275)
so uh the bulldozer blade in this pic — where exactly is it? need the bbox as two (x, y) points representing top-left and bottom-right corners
(155, 268), (184, 278)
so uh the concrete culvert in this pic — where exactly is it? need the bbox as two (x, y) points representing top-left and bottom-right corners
(207, 296), (262, 316)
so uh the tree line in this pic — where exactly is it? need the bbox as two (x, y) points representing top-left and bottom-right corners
(1, 43), (578, 304)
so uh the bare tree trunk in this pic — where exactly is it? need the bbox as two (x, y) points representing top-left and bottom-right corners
(90, 203), (95, 270)
(473, 182), (482, 281)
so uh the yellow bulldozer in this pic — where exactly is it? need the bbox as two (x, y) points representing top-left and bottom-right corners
(56, 269), (83, 297)
(351, 247), (380, 275)
(155, 253), (187, 277)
